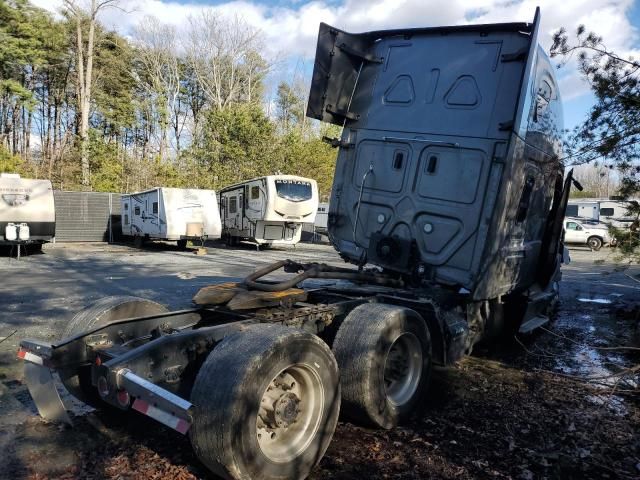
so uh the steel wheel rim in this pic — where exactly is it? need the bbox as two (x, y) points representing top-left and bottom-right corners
(588, 238), (600, 249)
(256, 364), (324, 463)
(383, 332), (423, 406)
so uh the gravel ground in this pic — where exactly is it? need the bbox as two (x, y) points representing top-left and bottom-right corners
(0, 242), (638, 479)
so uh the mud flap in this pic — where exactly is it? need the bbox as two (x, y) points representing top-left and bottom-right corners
(24, 362), (72, 425)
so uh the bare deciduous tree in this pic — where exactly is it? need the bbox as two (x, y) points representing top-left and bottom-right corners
(134, 16), (182, 160)
(573, 162), (620, 198)
(63, 0), (119, 188)
(185, 12), (270, 111)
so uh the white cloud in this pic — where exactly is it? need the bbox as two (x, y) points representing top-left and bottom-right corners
(33, 0), (637, 56)
(31, 0), (638, 105)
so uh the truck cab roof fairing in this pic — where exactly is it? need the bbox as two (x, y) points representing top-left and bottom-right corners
(306, 12), (538, 127)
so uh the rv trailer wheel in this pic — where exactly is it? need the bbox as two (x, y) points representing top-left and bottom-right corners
(58, 296), (168, 407)
(133, 235), (144, 249)
(177, 239), (188, 250)
(190, 325), (340, 480)
(332, 303), (432, 429)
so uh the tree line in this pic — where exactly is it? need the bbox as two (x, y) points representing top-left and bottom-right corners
(0, 0), (340, 198)
(552, 26), (640, 260)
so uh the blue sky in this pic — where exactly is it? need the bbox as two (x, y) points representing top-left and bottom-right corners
(34, 0), (640, 131)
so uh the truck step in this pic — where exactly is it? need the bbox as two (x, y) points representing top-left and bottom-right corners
(518, 315), (549, 334)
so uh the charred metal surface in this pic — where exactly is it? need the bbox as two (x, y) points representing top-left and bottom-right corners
(50, 310), (202, 372)
(244, 259), (404, 292)
(192, 282), (247, 306)
(94, 321), (254, 402)
(226, 288), (308, 310)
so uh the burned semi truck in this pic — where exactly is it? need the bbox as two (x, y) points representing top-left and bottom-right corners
(18, 9), (572, 480)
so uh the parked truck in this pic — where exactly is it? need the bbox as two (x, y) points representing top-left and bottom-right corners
(18, 9), (574, 480)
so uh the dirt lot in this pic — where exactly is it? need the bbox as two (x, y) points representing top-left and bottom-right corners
(0, 242), (639, 479)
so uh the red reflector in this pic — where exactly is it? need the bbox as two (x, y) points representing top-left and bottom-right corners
(97, 376), (109, 397)
(117, 389), (130, 407)
(95, 356), (102, 366)
(17, 349), (26, 359)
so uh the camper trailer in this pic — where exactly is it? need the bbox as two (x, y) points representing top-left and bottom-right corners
(219, 175), (318, 247)
(567, 198), (637, 227)
(315, 202), (329, 234)
(121, 187), (221, 248)
(20, 11), (577, 480)
(0, 173), (55, 248)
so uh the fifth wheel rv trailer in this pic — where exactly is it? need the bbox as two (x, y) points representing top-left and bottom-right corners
(219, 175), (319, 247)
(0, 173), (55, 249)
(121, 187), (221, 248)
(20, 10), (577, 480)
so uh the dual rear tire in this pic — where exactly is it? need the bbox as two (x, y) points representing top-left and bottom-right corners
(190, 325), (340, 480)
(62, 298), (431, 480)
(332, 303), (432, 429)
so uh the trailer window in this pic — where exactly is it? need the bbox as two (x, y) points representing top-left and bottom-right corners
(251, 186), (260, 200)
(124, 203), (128, 210)
(229, 196), (237, 214)
(565, 205), (578, 217)
(152, 202), (158, 214)
(600, 207), (615, 217)
(134, 206), (140, 216)
(275, 180), (312, 202)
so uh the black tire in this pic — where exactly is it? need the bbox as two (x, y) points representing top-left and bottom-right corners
(133, 235), (144, 248)
(224, 233), (236, 247)
(190, 325), (340, 480)
(177, 239), (188, 250)
(59, 296), (168, 407)
(587, 236), (603, 251)
(332, 303), (431, 429)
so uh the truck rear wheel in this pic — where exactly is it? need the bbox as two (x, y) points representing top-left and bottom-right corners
(59, 296), (168, 407)
(332, 303), (431, 429)
(190, 325), (340, 480)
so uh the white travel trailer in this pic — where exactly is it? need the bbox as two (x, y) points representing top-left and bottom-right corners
(315, 202), (329, 234)
(219, 175), (319, 247)
(567, 198), (638, 228)
(121, 187), (221, 248)
(0, 173), (55, 248)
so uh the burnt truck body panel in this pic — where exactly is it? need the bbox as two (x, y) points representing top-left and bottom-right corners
(308, 9), (564, 300)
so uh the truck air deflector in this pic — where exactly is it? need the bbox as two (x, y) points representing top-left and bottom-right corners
(307, 19), (535, 127)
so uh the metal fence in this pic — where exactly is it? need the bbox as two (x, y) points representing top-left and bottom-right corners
(53, 191), (121, 242)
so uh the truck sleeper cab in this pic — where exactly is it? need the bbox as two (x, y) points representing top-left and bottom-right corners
(219, 175), (319, 247)
(18, 9), (572, 480)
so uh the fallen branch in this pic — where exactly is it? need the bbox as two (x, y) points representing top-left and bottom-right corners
(0, 330), (17, 345)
